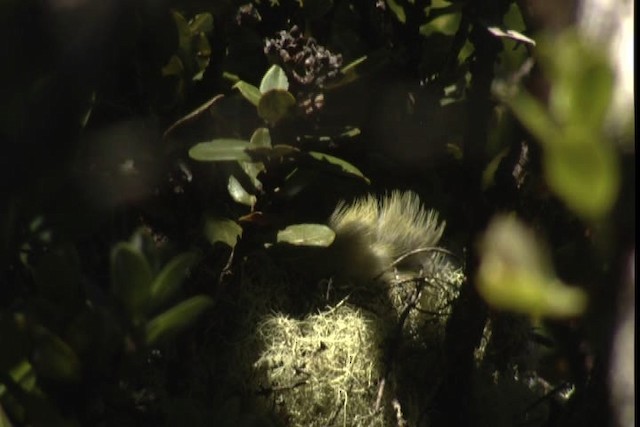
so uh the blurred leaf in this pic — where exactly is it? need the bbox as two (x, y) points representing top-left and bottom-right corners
(189, 139), (252, 162)
(308, 151), (371, 183)
(171, 11), (192, 53)
(31, 329), (81, 383)
(228, 175), (257, 207)
(145, 296), (214, 345)
(277, 224), (336, 247)
(259, 65), (289, 93)
(189, 13), (214, 34)
(0, 313), (29, 373)
(540, 31), (614, 128)
(477, 216), (588, 318)
(203, 217), (243, 248)
(543, 132), (619, 221)
(149, 252), (200, 313)
(420, 11), (461, 36)
(258, 90), (296, 124)
(234, 81), (262, 107)
(386, 0), (406, 23)
(162, 55), (184, 77)
(110, 242), (152, 319)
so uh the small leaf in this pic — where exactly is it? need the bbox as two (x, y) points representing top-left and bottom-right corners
(228, 175), (257, 207)
(171, 11), (192, 54)
(277, 224), (336, 247)
(110, 242), (153, 319)
(145, 295), (214, 345)
(233, 81), (262, 106)
(308, 151), (370, 183)
(189, 139), (251, 162)
(259, 65), (289, 93)
(477, 216), (588, 318)
(149, 252), (200, 313)
(248, 127), (272, 149)
(258, 90), (296, 124)
(162, 55), (185, 77)
(203, 216), (243, 248)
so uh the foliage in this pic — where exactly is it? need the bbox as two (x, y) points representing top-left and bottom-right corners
(0, 0), (633, 426)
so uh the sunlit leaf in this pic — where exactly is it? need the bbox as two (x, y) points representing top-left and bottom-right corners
(234, 81), (262, 107)
(110, 242), (152, 319)
(149, 252), (200, 312)
(308, 151), (371, 183)
(258, 90), (296, 123)
(228, 175), (256, 207)
(477, 216), (588, 318)
(145, 296), (214, 345)
(189, 139), (251, 162)
(486, 26), (536, 46)
(277, 224), (336, 247)
(259, 65), (289, 93)
(203, 216), (243, 248)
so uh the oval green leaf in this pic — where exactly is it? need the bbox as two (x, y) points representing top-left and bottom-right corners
(277, 224), (336, 247)
(234, 81), (262, 107)
(203, 216), (243, 248)
(145, 295), (215, 345)
(308, 151), (370, 183)
(228, 175), (257, 207)
(259, 65), (289, 93)
(258, 90), (296, 124)
(189, 139), (251, 162)
(248, 127), (272, 149)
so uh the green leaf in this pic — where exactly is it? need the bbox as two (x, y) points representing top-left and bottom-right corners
(203, 216), (243, 248)
(248, 127), (272, 149)
(31, 329), (81, 382)
(277, 224), (336, 247)
(228, 175), (257, 207)
(189, 139), (251, 162)
(149, 252), (200, 313)
(110, 242), (153, 319)
(308, 151), (371, 183)
(0, 313), (29, 373)
(145, 296), (215, 345)
(233, 81), (262, 107)
(260, 65), (289, 93)
(477, 216), (588, 318)
(189, 13), (214, 34)
(258, 90), (296, 123)
(543, 132), (619, 221)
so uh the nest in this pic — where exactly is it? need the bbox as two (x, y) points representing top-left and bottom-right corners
(254, 302), (390, 427)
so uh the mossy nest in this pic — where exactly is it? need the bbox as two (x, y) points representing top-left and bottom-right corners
(253, 302), (390, 427)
